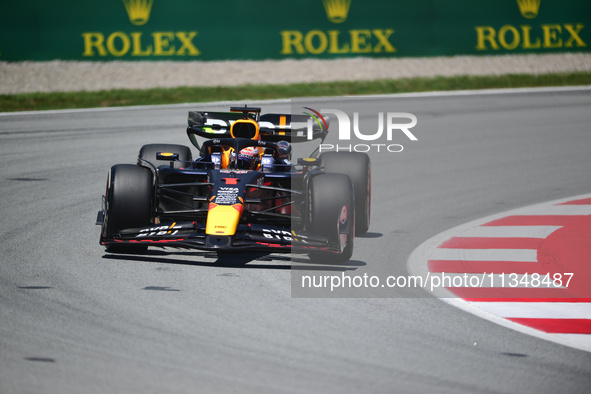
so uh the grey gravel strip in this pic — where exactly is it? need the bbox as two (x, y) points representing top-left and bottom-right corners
(1, 53), (590, 94)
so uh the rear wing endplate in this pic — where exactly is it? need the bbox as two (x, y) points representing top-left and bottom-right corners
(187, 110), (329, 148)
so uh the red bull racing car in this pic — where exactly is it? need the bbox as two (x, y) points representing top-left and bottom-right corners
(97, 106), (370, 262)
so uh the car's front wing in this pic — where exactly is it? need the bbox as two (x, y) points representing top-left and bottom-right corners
(100, 221), (341, 255)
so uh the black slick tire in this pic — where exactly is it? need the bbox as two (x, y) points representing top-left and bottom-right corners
(104, 164), (153, 253)
(320, 152), (371, 235)
(307, 173), (355, 263)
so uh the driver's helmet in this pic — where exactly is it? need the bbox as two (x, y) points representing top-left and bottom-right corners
(236, 146), (260, 170)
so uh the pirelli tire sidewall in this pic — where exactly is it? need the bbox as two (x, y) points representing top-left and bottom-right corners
(320, 151), (371, 235)
(104, 164), (153, 253)
(307, 173), (355, 263)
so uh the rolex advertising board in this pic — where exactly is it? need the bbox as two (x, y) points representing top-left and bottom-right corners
(0, 0), (588, 61)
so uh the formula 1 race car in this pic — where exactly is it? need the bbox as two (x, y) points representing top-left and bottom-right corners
(97, 106), (370, 262)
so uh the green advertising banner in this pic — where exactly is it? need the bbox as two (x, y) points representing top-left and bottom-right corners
(0, 0), (589, 61)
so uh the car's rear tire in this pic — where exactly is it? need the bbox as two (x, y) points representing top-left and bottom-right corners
(307, 173), (355, 263)
(104, 164), (153, 253)
(138, 144), (192, 169)
(320, 151), (371, 235)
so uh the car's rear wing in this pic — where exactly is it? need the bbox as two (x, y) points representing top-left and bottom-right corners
(187, 110), (329, 148)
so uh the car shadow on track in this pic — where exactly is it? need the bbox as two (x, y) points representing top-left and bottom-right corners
(357, 232), (383, 239)
(102, 249), (366, 272)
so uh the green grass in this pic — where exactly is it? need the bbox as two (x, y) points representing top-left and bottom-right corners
(1, 72), (590, 112)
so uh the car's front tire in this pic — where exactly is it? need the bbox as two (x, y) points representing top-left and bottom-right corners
(103, 164), (153, 253)
(320, 151), (371, 235)
(307, 173), (355, 263)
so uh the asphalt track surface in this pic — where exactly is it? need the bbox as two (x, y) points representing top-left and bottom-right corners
(1, 87), (590, 393)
